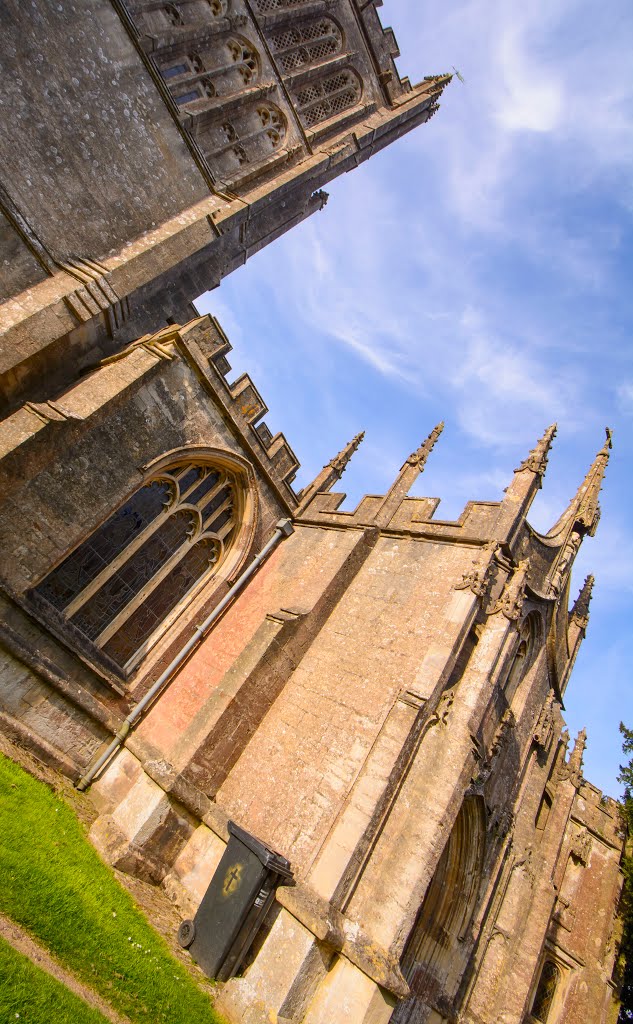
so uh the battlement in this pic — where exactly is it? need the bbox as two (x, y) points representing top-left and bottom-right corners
(573, 781), (624, 849)
(177, 316), (300, 495)
(297, 486), (503, 542)
(0, 315), (300, 507)
(352, 0), (452, 105)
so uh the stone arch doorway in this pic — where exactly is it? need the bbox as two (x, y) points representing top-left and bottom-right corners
(393, 796), (487, 1024)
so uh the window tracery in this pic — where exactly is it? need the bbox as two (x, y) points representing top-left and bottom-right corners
(257, 105), (284, 145)
(200, 102), (286, 179)
(531, 960), (560, 1022)
(270, 19), (343, 73)
(226, 38), (258, 84)
(145, 1), (228, 35)
(158, 39), (259, 107)
(295, 69), (361, 128)
(164, 3), (184, 27)
(34, 461), (242, 672)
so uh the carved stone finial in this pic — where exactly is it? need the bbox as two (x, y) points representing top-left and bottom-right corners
(516, 423), (557, 477)
(549, 530), (583, 597)
(327, 431), (364, 476)
(548, 427), (613, 540)
(575, 428), (612, 535)
(570, 574), (595, 630)
(295, 430), (364, 513)
(491, 708), (516, 760)
(429, 687), (455, 728)
(373, 421), (445, 528)
(402, 421), (444, 471)
(567, 727), (587, 787)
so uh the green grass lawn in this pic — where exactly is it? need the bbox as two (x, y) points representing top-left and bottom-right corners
(0, 936), (111, 1024)
(0, 754), (224, 1024)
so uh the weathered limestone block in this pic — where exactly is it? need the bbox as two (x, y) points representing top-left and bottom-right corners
(300, 957), (396, 1024)
(90, 765), (196, 883)
(217, 911), (318, 1024)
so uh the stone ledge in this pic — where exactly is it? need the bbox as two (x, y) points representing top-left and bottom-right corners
(117, 739), (409, 999)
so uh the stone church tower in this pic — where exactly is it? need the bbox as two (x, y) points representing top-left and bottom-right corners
(0, 4), (624, 1024)
(0, 0), (447, 414)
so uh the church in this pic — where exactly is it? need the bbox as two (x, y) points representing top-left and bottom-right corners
(0, 2), (624, 1022)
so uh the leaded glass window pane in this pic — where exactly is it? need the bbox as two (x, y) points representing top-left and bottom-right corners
(36, 481), (172, 611)
(177, 465), (205, 495)
(163, 63), (188, 79)
(208, 506), (232, 536)
(70, 510), (193, 640)
(175, 90), (201, 105)
(532, 961), (560, 1022)
(103, 538), (218, 664)
(186, 470), (221, 507)
(33, 462), (239, 671)
(201, 485), (231, 527)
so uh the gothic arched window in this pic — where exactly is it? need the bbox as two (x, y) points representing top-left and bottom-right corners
(158, 37), (260, 106)
(199, 102), (286, 181)
(34, 461), (242, 672)
(531, 960), (560, 1022)
(270, 19), (343, 73)
(295, 69), (362, 128)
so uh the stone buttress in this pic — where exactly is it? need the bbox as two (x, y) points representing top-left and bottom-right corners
(16, 376), (614, 1024)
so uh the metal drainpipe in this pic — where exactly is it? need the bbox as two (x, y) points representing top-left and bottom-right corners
(76, 519), (294, 792)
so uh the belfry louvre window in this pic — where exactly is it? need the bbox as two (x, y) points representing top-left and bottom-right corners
(253, 0), (306, 13)
(295, 69), (361, 128)
(531, 960), (560, 1022)
(270, 19), (343, 73)
(34, 462), (239, 671)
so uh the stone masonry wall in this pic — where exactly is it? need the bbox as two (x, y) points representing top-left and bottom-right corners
(0, 317), (295, 779)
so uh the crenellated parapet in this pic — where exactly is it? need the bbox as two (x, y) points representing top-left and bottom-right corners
(350, 1), (452, 105)
(295, 423), (612, 715)
(572, 779), (624, 848)
(129, 316), (302, 497)
(0, 315), (300, 505)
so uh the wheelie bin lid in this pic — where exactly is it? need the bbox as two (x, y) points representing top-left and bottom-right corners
(228, 821), (294, 880)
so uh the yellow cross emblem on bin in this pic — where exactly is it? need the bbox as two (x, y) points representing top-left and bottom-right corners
(222, 861), (243, 897)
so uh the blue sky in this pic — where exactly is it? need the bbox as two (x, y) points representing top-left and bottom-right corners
(198, 0), (633, 797)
